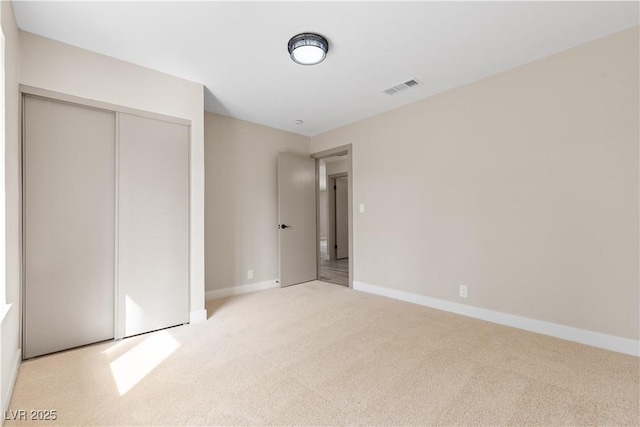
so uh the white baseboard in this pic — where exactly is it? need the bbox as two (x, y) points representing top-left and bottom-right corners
(353, 281), (639, 357)
(189, 309), (207, 324)
(205, 279), (279, 301)
(2, 349), (21, 417)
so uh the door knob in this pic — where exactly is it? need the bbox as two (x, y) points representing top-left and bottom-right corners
(279, 224), (290, 229)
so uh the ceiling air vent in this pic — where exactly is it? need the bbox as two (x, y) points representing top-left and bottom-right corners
(383, 78), (422, 95)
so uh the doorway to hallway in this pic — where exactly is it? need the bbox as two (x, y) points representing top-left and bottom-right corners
(318, 156), (349, 287)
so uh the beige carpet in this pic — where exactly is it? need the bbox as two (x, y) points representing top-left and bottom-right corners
(7, 281), (639, 426)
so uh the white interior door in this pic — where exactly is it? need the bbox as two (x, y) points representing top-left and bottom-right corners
(118, 113), (190, 337)
(278, 152), (317, 287)
(335, 176), (349, 259)
(23, 96), (116, 359)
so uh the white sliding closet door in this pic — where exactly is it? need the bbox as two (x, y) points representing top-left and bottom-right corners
(23, 96), (116, 359)
(118, 113), (190, 337)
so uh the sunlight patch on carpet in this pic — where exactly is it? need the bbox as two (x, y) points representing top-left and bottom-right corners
(109, 330), (180, 395)
(102, 338), (130, 356)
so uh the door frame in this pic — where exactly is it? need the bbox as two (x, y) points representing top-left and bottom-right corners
(311, 144), (353, 288)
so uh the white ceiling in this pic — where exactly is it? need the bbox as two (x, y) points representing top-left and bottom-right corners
(12, 1), (639, 137)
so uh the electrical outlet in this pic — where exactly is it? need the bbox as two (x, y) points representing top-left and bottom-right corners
(248, 269), (253, 280)
(459, 285), (468, 298)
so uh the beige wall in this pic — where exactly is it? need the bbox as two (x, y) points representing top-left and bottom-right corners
(205, 112), (310, 291)
(1, 0), (21, 412)
(19, 31), (206, 321)
(311, 27), (639, 340)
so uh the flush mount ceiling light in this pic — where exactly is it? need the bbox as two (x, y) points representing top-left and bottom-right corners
(288, 33), (329, 65)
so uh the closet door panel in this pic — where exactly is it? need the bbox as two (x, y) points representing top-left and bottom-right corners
(118, 113), (189, 337)
(23, 96), (116, 359)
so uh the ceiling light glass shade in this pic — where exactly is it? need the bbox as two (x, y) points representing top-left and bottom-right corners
(288, 33), (329, 65)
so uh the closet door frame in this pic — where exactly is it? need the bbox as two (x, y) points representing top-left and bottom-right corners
(20, 85), (192, 345)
